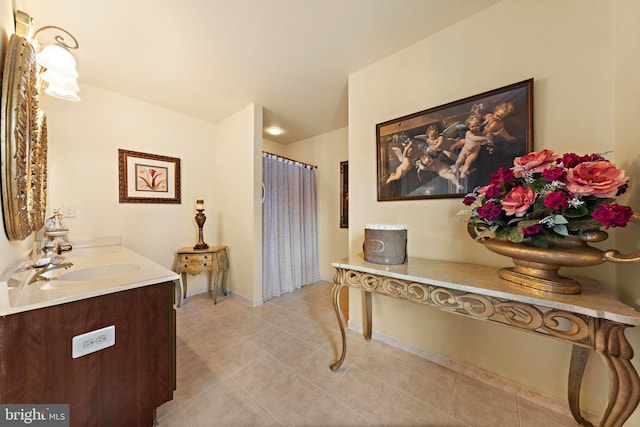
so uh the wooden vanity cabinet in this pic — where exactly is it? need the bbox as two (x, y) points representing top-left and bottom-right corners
(0, 281), (176, 427)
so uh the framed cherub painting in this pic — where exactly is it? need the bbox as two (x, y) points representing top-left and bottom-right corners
(376, 79), (533, 201)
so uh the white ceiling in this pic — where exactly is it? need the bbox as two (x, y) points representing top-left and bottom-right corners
(18, 0), (500, 144)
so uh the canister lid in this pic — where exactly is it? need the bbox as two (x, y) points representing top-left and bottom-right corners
(365, 224), (408, 230)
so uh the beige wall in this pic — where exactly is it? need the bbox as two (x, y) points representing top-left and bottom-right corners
(42, 85), (216, 269)
(613, 0), (640, 304)
(42, 88), (263, 302)
(348, 0), (638, 419)
(262, 138), (286, 156)
(213, 104), (263, 303)
(612, 4), (640, 423)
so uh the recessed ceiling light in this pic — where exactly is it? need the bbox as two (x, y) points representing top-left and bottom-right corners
(266, 126), (283, 136)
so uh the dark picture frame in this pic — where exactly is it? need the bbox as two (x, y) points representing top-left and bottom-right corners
(118, 149), (181, 203)
(340, 161), (348, 228)
(376, 79), (533, 201)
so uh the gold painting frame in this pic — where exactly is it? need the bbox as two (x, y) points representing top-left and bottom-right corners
(118, 149), (181, 204)
(376, 79), (533, 201)
(340, 161), (348, 228)
(1, 33), (47, 240)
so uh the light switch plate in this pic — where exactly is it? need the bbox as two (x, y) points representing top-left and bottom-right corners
(72, 325), (115, 358)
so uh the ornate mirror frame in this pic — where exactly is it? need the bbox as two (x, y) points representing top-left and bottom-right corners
(0, 14), (48, 240)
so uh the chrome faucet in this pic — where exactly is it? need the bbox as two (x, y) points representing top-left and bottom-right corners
(29, 262), (73, 284)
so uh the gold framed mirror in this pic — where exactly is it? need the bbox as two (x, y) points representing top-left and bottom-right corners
(1, 31), (47, 240)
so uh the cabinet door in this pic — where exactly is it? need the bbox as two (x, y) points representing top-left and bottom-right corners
(0, 282), (176, 427)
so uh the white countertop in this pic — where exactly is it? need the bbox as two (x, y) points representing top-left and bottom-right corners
(0, 245), (179, 316)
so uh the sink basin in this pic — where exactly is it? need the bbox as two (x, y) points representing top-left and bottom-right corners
(58, 264), (141, 282)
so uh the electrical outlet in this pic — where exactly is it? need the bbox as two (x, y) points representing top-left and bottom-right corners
(72, 325), (115, 358)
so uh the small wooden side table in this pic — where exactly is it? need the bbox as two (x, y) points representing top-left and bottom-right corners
(173, 246), (229, 306)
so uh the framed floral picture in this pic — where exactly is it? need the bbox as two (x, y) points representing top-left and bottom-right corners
(118, 149), (181, 203)
(376, 79), (533, 201)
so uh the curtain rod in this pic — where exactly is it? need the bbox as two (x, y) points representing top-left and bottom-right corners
(262, 151), (317, 169)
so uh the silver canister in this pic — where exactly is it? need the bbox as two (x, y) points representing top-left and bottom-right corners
(363, 224), (408, 265)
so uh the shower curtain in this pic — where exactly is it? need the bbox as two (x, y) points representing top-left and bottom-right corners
(262, 153), (319, 301)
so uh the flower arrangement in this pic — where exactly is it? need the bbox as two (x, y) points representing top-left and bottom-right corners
(462, 149), (633, 247)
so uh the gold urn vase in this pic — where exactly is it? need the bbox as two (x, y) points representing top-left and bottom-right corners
(469, 215), (640, 295)
(482, 231), (606, 294)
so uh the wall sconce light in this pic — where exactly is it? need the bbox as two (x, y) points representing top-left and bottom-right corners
(33, 26), (81, 101)
(16, 11), (81, 101)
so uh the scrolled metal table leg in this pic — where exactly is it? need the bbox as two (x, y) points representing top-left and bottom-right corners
(330, 269), (347, 371)
(569, 322), (640, 427)
(181, 271), (188, 299)
(568, 345), (593, 427)
(363, 290), (372, 340)
(594, 321), (640, 427)
(210, 269), (217, 305)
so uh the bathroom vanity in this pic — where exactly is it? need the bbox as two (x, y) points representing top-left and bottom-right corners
(0, 243), (179, 427)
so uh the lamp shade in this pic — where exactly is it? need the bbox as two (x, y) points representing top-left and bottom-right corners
(40, 69), (80, 92)
(36, 44), (78, 77)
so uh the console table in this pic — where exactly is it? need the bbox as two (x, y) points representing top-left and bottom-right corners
(173, 246), (229, 306)
(330, 255), (640, 427)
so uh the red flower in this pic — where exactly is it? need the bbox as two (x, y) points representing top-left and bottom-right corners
(556, 153), (581, 168)
(484, 185), (503, 200)
(558, 153), (605, 168)
(543, 191), (571, 210)
(489, 167), (514, 186)
(463, 195), (476, 206)
(477, 201), (502, 221)
(522, 224), (543, 235)
(592, 203), (633, 228)
(541, 166), (566, 182)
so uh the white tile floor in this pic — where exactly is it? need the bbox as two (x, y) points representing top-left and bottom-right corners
(156, 281), (581, 426)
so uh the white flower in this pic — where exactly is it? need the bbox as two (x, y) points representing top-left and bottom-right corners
(523, 172), (535, 183)
(543, 180), (565, 192)
(568, 198), (584, 209)
(539, 215), (556, 228)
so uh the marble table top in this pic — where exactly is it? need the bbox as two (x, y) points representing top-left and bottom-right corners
(333, 254), (640, 325)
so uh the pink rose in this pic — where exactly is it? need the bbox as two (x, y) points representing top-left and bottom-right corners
(501, 186), (537, 217)
(513, 149), (559, 178)
(565, 161), (629, 198)
(477, 185), (489, 197)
